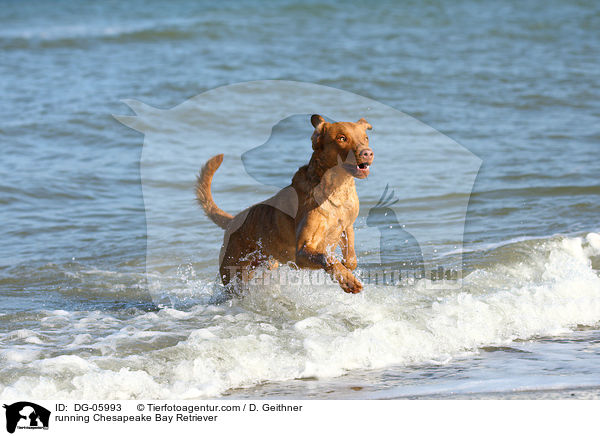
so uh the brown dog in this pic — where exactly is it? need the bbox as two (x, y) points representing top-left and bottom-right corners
(195, 114), (374, 294)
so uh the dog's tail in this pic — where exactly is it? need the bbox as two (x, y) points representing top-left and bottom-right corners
(195, 154), (233, 230)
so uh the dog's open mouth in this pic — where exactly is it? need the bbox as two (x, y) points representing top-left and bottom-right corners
(343, 162), (370, 178)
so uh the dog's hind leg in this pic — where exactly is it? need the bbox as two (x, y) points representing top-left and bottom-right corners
(219, 260), (256, 296)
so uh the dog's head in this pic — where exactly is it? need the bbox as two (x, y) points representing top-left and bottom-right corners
(310, 114), (374, 179)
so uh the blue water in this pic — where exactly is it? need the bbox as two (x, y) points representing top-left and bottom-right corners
(1, 0), (599, 400)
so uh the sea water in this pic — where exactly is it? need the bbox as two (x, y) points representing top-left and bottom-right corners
(1, 0), (599, 399)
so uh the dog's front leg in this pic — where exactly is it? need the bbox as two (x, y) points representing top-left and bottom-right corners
(295, 216), (362, 294)
(340, 226), (358, 271)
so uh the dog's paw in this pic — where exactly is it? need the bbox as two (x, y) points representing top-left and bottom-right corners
(332, 264), (362, 294)
(341, 274), (363, 294)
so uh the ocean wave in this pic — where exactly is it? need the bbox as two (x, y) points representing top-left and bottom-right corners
(0, 20), (202, 49)
(1, 233), (599, 400)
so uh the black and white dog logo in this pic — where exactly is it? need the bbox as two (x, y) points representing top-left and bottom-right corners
(3, 402), (50, 434)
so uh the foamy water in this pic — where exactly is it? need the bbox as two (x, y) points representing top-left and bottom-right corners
(1, 234), (598, 400)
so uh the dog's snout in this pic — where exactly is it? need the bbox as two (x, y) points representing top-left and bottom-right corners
(358, 148), (374, 163)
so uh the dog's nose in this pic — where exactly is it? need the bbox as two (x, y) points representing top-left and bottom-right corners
(359, 148), (374, 163)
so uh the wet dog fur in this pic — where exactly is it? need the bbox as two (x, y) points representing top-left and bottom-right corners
(195, 114), (374, 294)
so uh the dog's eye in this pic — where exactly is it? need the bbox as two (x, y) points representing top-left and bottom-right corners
(338, 135), (347, 142)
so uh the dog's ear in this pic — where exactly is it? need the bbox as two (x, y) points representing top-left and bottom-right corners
(311, 114), (327, 150)
(357, 118), (372, 130)
(311, 114), (325, 129)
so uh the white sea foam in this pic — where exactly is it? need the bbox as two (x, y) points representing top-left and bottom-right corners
(587, 232), (600, 255)
(1, 234), (599, 400)
(1, 348), (42, 364)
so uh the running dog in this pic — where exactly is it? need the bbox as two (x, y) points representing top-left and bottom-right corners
(196, 114), (374, 294)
